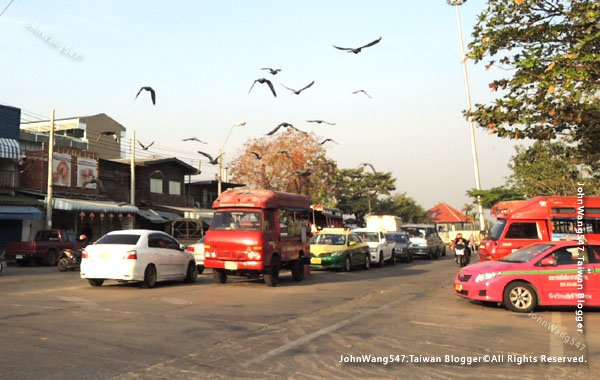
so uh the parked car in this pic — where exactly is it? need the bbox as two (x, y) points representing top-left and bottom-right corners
(309, 228), (370, 271)
(185, 236), (205, 274)
(387, 232), (413, 262)
(352, 228), (396, 267)
(80, 229), (197, 288)
(5, 229), (84, 266)
(399, 224), (446, 260)
(454, 240), (600, 313)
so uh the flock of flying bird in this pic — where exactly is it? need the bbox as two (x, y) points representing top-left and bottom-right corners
(124, 37), (382, 170)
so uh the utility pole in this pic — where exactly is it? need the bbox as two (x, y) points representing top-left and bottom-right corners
(46, 110), (55, 228)
(130, 129), (135, 205)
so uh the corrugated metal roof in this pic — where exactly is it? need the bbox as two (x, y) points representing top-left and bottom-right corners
(50, 198), (138, 214)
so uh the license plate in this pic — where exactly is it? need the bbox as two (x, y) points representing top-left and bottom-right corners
(225, 261), (238, 270)
(311, 258), (322, 264)
(15, 254), (23, 259)
(455, 283), (462, 291)
(100, 252), (111, 260)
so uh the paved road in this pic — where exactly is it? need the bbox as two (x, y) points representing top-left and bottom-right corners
(0, 255), (597, 379)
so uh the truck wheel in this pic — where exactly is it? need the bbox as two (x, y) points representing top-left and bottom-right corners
(213, 269), (227, 284)
(57, 256), (69, 272)
(377, 252), (384, 267)
(264, 266), (279, 287)
(184, 261), (198, 283)
(503, 282), (537, 313)
(291, 259), (304, 282)
(141, 265), (157, 288)
(44, 249), (58, 266)
(197, 265), (205, 275)
(88, 279), (104, 287)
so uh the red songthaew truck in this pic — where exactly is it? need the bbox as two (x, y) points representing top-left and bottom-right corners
(479, 196), (600, 261)
(203, 189), (311, 287)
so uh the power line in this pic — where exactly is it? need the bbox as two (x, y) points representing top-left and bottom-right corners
(0, 0), (16, 18)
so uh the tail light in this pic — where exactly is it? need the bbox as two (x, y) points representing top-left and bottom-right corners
(81, 250), (88, 259)
(124, 250), (137, 260)
(186, 246), (195, 253)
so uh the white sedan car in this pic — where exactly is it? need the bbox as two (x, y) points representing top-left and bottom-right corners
(185, 236), (205, 274)
(80, 229), (197, 288)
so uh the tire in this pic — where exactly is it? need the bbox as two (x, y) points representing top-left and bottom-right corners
(88, 279), (104, 287)
(389, 250), (396, 266)
(141, 265), (157, 288)
(213, 269), (227, 284)
(184, 262), (198, 283)
(291, 258), (304, 282)
(429, 249), (435, 260)
(503, 282), (537, 313)
(364, 254), (370, 270)
(264, 256), (280, 287)
(44, 249), (58, 266)
(441, 246), (446, 257)
(57, 256), (69, 272)
(377, 252), (384, 268)
(344, 256), (352, 272)
(197, 265), (205, 275)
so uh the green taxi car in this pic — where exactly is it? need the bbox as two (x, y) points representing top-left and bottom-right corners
(309, 228), (370, 271)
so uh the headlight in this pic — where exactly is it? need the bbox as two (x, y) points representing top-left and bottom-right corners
(330, 252), (344, 257)
(369, 247), (377, 253)
(474, 272), (502, 283)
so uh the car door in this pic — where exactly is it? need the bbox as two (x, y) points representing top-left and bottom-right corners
(347, 234), (360, 266)
(163, 234), (188, 278)
(147, 233), (170, 279)
(536, 246), (584, 306)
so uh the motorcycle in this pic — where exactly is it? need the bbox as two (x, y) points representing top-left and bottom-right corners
(454, 242), (470, 267)
(57, 234), (88, 272)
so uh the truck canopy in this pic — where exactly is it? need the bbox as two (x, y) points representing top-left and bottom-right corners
(491, 196), (600, 220)
(213, 189), (311, 210)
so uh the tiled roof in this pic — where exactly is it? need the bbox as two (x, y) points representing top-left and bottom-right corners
(427, 202), (469, 223)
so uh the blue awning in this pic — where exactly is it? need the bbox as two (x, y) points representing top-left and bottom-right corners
(50, 198), (138, 214)
(0, 206), (43, 220)
(0, 138), (21, 159)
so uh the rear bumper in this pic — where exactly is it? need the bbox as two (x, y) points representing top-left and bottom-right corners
(4, 252), (36, 261)
(80, 260), (143, 281)
(204, 258), (264, 271)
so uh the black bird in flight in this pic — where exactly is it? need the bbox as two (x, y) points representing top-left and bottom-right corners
(249, 78), (277, 97)
(197, 151), (224, 165)
(320, 138), (338, 145)
(306, 119), (336, 125)
(333, 37), (382, 54)
(135, 86), (156, 105)
(360, 162), (377, 173)
(266, 122), (306, 136)
(261, 67), (281, 75)
(352, 89), (372, 98)
(137, 140), (154, 150)
(96, 131), (119, 142)
(250, 151), (262, 159)
(294, 169), (312, 177)
(281, 81), (315, 95)
(182, 137), (207, 144)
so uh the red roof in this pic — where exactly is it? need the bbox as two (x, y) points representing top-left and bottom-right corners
(427, 203), (469, 223)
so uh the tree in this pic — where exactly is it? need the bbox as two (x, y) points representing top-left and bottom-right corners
(507, 140), (597, 196)
(228, 130), (339, 204)
(467, 0), (600, 174)
(467, 186), (525, 209)
(462, 203), (476, 225)
(375, 193), (431, 224)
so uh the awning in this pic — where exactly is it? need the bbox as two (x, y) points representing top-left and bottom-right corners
(158, 205), (214, 224)
(0, 206), (43, 220)
(137, 208), (181, 224)
(0, 138), (21, 159)
(50, 198), (138, 214)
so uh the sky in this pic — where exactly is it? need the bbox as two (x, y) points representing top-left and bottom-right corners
(0, 0), (524, 210)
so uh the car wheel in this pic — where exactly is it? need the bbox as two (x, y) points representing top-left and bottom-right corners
(377, 252), (384, 267)
(344, 256), (352, 272)
(503, 282), (537, 313)
(389, 250), (396, 266)
(184, 261), (198, 283)
(364, 254), (370, 270)
(197, 265), (205, 275)
(57, 256), (69, 272)
(291, 258), (304, 282)
(264, 265), (279, 287)
(213, 269), (227, 284)
(88, 279), (104, 287)
(441, 246), (446, 257)
(44, 249), (58, 266)
(141, 265), (157, 288)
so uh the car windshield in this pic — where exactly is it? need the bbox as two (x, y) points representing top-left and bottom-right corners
(210, 211), (262, 231)
(489, 219), (507, 241)
(355, 232), (379, 242)
(95, 234), (141, 245)
(389, 234), (408, 243)
(499, 243), (555, 263)
(310, 234), (346, 245)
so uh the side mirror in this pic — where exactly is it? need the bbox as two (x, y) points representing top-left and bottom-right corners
(539, 257), (556, 266)
(179, 244), (186, 252)
(349, 241), (356, 246)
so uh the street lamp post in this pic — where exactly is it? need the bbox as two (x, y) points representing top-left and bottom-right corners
(447, 0), (486, 230)
(217, 121), (245, 195)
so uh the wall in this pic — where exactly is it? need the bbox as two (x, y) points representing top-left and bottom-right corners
(0, 105), (21, 139)
(82, 114), (125, 160)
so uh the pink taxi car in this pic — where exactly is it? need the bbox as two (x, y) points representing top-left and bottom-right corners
(454, 240), (600, 313)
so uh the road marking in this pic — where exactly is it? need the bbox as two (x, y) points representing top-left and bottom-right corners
(57, 296), (99, 307)
(162, 297), (192, 305)
(8, 286), (82, 295)
(549, 313), (564, 357)
(410, 321), (469, 330)
(242, 296), (408, 367)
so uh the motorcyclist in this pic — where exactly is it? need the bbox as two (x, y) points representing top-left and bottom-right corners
(451, 233), (471, 263)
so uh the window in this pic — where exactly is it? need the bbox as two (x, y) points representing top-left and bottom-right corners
(210, 211), (262, 231)
(148, 234), (165, 248)
(505, 222), (539, 239)
(95, 234), (141, 245)
(551, 248), (584, 266)
(150, 178), (163, 193)
(169, 181), (181, 195)
(552, 218), (600, 234)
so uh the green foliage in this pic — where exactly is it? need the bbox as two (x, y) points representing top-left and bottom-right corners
(374, 193), (431, 224)
(467, 186), (525, 209)
(468, 0), (600, 173)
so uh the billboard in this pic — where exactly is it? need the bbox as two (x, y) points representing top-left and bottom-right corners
(77, 157), (98, 189)
(52, 153), (72, 187)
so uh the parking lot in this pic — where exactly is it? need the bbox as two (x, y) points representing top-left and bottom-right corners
(1, 256), (598, 379)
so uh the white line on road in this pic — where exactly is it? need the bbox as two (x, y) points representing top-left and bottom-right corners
(8, 286), (82, 295)
(242, 296), (409, 367)
(161, 297), (193, 305)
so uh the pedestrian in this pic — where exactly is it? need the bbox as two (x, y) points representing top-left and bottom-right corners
(468, 234), (476, 254)
(80, 222), (93, 242)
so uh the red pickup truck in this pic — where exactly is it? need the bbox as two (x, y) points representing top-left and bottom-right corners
(5, 229), (84, 266)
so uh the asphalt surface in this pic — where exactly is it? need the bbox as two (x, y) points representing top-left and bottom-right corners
(0, 253), (598, 379)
